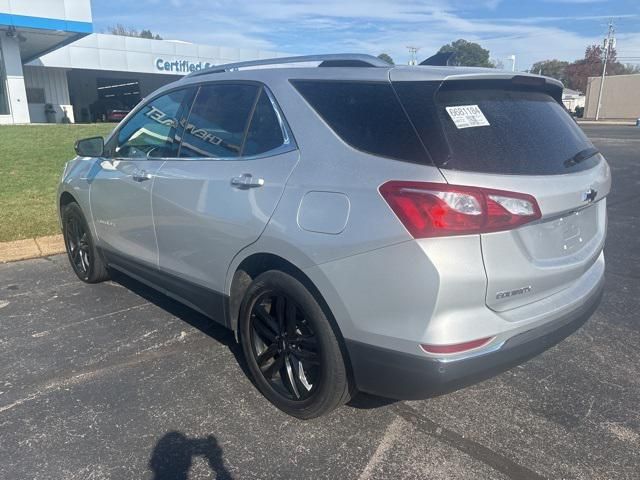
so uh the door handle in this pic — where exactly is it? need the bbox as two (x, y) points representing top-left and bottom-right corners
(132, 170), (151, 182)
(231, 174), (264, 189)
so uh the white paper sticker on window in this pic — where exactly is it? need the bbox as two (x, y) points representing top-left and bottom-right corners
(445, 105), (490, 129)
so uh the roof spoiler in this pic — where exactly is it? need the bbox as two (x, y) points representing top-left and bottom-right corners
(420, 52), (455, 66)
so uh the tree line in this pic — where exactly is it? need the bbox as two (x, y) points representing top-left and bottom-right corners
(378, 38), (640, 93)
(378, 40), (498, 68)
(103, 27), (637, 93)
(531, 47), (639, 93)
(106, 24), (163, 40)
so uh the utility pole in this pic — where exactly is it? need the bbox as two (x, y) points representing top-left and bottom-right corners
(595, 20), (615, 121)
(406, 46), (420, 66)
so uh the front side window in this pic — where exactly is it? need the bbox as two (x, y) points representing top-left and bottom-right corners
(0, 49), (10, 115)
(115, 89), (189, 158)
(179, 84), (259, 158)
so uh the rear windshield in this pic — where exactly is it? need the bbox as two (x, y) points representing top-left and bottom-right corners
(394, 81), (599, 175)
(291, 80), (430, 164)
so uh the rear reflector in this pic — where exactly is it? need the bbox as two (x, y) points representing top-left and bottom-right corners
(420, 337), (493, 355)
(379, 181), (541, 238)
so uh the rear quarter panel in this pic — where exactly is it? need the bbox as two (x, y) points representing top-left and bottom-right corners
(224, 72), (448, 294)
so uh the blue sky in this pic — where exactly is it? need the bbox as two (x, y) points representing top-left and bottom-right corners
(91, 0), (640, 70)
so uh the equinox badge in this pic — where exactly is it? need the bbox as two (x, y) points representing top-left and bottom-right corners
(496, 286), (532, 300)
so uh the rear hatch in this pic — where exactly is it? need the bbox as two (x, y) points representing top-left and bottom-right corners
(392, 72), (611, 312)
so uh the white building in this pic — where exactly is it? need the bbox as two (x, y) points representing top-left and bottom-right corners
(0, 1), (283, 124)
(561, 88), (585, 114)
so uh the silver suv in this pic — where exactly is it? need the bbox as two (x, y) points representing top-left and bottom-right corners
(59, 54), (610, 418)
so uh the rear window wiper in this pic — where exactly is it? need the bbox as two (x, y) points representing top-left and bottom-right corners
(563, 147), (599, 168)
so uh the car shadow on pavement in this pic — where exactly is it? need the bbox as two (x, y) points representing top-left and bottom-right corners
(347, 392), (398, 410)
(107, 270), (253, 380)
(109, 270), (399, 414)
(150, 431), (233, 480)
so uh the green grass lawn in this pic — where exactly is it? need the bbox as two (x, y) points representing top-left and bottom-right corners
(0, 124), (115, 242)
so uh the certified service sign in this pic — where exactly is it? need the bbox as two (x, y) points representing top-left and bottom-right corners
(155, 58), (214, 74)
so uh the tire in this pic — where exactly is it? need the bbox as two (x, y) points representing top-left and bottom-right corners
(61, 202), (109, 284)
(239, 270), (351, 419)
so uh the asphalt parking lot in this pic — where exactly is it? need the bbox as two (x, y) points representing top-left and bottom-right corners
(1, 125), (639, 479)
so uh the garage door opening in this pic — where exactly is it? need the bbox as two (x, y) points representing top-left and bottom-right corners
(92, 78), (140, 122)
(66, 69), (182, 123)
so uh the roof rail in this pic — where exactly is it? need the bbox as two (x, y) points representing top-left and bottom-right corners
(186, 54), (389, 78)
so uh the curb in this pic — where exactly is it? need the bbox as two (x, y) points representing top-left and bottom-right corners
(0, 234), (65, 263)
(577, 120), (636, 126)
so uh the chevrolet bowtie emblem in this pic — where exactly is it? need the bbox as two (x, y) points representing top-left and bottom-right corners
(582, 188), (597, 203)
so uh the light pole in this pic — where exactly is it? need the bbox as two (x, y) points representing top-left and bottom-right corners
(595, 20), (615, 121)
(406, 46), (420, 66)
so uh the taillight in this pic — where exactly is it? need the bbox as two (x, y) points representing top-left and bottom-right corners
(379, 181), (541, 238)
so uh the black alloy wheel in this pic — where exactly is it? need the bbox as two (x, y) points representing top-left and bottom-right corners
(65, 212), (91, 279)
(239, 271), (351, 419)
(61, 202), (109, 283)
(249, 292), (320, 401)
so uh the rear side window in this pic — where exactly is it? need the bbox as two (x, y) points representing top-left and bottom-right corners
(394, 81), (598, 175)
(242, 90), (285, 156)
(179, 84), (259, 158)
(291, 80), (430, 164)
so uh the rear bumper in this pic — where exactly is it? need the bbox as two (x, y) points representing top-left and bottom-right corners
(345, 282), (604, 400)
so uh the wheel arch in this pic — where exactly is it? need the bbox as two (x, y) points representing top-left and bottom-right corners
(59, 191), (78, 210)
(227, 252), (355, 386)
(59, 190), (79, 230)
(229, 252), (323, 332)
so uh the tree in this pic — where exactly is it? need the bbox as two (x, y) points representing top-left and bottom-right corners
(565, 44), (624, 93)
(140, 29), (163, 40)
(107, 24), (163, 40)
(530, 59), (570, 84)
(491, 58), (504, 69)
(377, 53), (394, 65)
(437, 39), (493, 68)
(621, 63), (640, 74)
(107, 24), (137, 36)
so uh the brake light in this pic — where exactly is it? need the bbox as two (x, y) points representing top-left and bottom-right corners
(379, 181), (541, 238)
(420, 337), (493, 355)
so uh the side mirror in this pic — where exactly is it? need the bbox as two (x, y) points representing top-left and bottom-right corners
(74, 136), (104, 157)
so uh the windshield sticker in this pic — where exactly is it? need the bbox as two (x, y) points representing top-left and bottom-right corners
(445, 105), (490, 129)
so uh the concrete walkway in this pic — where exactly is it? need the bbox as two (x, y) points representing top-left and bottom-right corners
(0, 235), (65, 263)
(577, 120), (637, 126)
